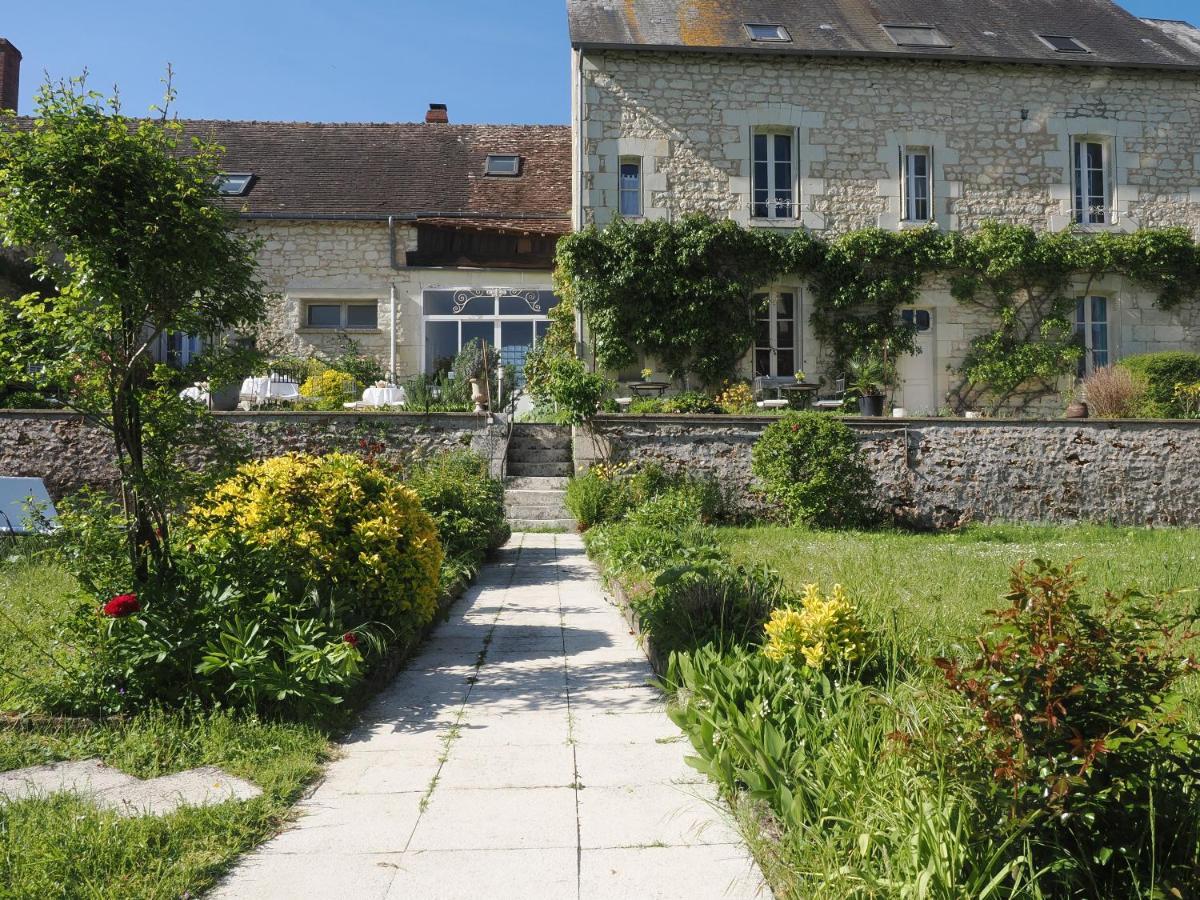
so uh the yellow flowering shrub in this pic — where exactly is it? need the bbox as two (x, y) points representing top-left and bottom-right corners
(715, 381), (755, 414)
(187, 453), (443, 638)
(762, 583), (872, 669)
(299, 368), (355, 410)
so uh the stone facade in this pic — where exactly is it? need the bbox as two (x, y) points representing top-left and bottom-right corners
(0, 411), (507, 499)
(572, 50), (1200, 409)
(574, 415), (1200, 528)
(247, 219), (557, 377)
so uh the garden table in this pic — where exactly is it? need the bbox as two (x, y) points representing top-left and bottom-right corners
(629, 381), (671, 398)
(240, 376), (301, 405)
(361, 386), (407, 408)
(779, 383), (819, 409)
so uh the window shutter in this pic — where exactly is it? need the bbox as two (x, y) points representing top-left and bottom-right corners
(899, 146), (905, 218)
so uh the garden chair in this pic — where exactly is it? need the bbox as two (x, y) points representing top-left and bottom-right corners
(813, 376), (848, 411)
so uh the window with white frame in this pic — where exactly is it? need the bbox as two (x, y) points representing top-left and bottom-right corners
(422, 289), (561, 379)
(304, 301), (378, 330)
(752, 130), (794, 219)
(1072, 138), (1111, 225)
(752, 290), (799, 377)
(1075, 295), (1110, 375)
(618, 158), (642, 217)
(902, 146), (932, 222)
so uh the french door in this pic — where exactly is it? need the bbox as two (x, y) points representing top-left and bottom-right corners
(753, 290), (799, 377)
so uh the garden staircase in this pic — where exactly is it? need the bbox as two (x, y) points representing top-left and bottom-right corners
(504, 424), (575, 531)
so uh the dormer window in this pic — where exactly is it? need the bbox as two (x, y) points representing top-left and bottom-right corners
(215, 173), (255, 196)
(881, 24), (952, 48)
(745, 24), (791, 43)
(1038, 34), (1090, 53)
(485, 155), (521, 177)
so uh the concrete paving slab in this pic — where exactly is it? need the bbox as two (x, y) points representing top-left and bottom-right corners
(384, 848), (578, 900)
(319, 750), (444, 796)
(578, 783), (741, 849)
(0, 759), (140, 803)
(408, 787), (578, 851)
(94, 766), (261, 817)
(263, 792), (425, 855)
(571, 709), (685, 746)
(580, 845), (768, 899)
(574, 740), (705, 788)
(436, 743), (577, 790)
(209, 851), (405, 900)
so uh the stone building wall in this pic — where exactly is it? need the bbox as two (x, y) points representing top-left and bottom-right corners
(574, 51), (1200, 409)
(575, 415), (1200, 528)
(245, 219), (556, 377)
(0, 411), (507, 499)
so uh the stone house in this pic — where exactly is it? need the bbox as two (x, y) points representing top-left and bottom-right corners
(188, 112), (572, 379)
(566, 0), (1200, 412)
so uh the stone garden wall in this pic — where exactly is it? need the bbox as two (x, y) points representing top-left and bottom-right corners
(0, 411), (508, 499)
(575, 415), (1200, 529)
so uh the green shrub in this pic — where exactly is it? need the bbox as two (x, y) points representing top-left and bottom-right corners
(187, 453), (443, 637)
(936, 561), (1200, 895)
(751, 412), (876, 528)
(1117, 351), (1200, 417)
(566, 462), (724, 530)
(638, 559), (786, 655)
(662, 391), (722, 414)
(762, 582), (873, 670)
(627, 398), (666, 415)
(404, 450), (510, 576)
(625, 482), (721, 530)
(543, 356), (611, 425)
(564, 467), (626, 530)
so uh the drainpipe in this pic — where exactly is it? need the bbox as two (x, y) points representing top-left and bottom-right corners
(389, 284), (397, 381)
(388, 217), (402, 381)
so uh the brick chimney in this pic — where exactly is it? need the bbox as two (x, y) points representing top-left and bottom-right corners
(0, 39), (20, 113)
(425, 103), (448, 124)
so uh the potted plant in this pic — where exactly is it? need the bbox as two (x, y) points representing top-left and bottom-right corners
(849, 353), (890, 417)
(1063, 383), (1089, 419)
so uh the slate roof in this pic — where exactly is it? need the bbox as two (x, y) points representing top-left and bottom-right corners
(180, 121), (572, 234)
(567, 0), (1200, 71)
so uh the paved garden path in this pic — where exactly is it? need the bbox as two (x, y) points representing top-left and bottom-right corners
(214, 533), (767, 900)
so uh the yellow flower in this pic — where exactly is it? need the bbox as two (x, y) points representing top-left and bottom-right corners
(762, 583), (872, 669)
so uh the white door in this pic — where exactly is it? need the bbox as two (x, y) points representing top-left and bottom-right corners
(753, 291), (799, 377)
(897, 308), (936, 414)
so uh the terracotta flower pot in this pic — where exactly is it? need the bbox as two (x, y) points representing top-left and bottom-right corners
(1065, 400), (1089, 419)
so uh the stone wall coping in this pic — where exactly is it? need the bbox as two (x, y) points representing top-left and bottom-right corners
(0, 409), (498, 426)
(589, 414), (1200, 430)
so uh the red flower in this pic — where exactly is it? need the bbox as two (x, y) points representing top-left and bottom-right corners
(343, 632), (360, 648)
(103, 594), (141, 618)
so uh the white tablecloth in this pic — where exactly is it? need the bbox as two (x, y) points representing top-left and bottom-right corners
(361, 386), (407, 407)
(241, 377), (301, 404)
(179, 386), (210, 406)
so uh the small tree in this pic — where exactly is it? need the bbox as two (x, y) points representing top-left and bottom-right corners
(0, 75), (266, 581)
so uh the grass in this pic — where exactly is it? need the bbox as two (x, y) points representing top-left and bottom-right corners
(692, 522), (1200, 896)
(0, 553), (336, 899)
(717, 523), (1200, 658)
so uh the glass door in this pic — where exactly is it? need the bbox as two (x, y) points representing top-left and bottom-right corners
(754, 291), (798, 377)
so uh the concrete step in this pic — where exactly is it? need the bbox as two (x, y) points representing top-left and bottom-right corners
(508, 447), (573, 464)
(506, 476), (569, 491)
(505, 490), (568, 508)
(508, 438), (573, 453)
(508, 519), (576, 532)
(510, 424), (571, 441)
(506, 462), (573, 478)
(506, 505), (576, 522)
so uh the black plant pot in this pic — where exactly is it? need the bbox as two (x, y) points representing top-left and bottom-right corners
(858, 395), (884, 417)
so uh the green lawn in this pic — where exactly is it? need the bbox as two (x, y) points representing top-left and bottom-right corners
(0, 555), (334, 899)
(718, 523), (1200, 659)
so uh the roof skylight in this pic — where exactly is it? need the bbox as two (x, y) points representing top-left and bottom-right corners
(1037, 34), (1091, 53)
(745, 23), (792, 43)
(881, 24), (952, 48)
(215, 173), (255, 196)
(485, 154), (521, 177)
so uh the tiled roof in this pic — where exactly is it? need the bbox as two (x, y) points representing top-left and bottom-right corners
(567, 0), (1200, 71)
(178, 121), (571, 229)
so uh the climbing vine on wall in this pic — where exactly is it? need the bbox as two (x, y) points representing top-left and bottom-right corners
(554, 215), (1200, 403)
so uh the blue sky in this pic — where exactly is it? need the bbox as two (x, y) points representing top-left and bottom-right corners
(2, 0), (1195, 124)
